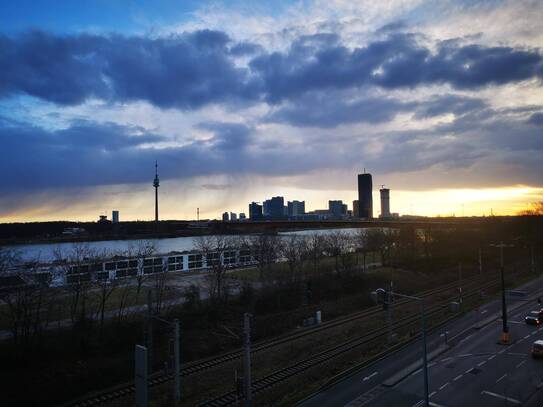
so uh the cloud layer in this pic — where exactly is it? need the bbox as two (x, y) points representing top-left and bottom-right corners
(1, 30), (542, 109)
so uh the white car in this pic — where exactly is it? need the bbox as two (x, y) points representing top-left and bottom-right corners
(531, 340), (543, 357)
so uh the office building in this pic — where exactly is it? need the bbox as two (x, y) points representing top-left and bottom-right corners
(353, 200), (359, 219)
(249, 202), (263, 220)
(268, 196), (285, 219)
(358, 173), (373, 218)
(380, 188), (391, 218)
(287, 200), (306, 217)
(239, 213), (246, 220)
(329, 200), (347, 218)
(230, 212), (238, 221)
(112, 210), (119, 223)
(222, 212), (229, 222)
(263, 199), (271, 217)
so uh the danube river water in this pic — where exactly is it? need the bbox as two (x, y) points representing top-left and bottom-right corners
(9, 228), (363, 263)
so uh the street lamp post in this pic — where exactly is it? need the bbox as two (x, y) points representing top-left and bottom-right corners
(372, 289), (429, 407)
(490, 242), (513, 344)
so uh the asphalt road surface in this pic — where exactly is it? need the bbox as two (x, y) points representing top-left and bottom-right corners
(298, 274), (543, 407)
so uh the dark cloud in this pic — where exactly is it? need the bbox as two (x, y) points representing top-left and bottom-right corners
(1, 30), (542, 109)
(267, 93), (488, 128)
(197, 122), (252, 150)
(266, 93), (414, 127)
(229, 41), (263, 56)
(413, 95), (487, 119)
(0, 30), (259, 108)
(528, 112), (543, 126)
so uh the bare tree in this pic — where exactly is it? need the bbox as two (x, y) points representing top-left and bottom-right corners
(324, 231), (347, 273)
(306, 233), (324, 276)
(250, 233), (281, 280)
(338, 233), (356, 273)
(0, 249), (51, 346)
(124, 240), (157, 306)
(194, 235), (231, 302)
(94, 277), (117, 332)
(282, 234), (303, 282)
(152, 270), (168, 314)
(53, 243), (99, 324)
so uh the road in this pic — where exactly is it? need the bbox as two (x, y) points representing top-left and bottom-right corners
(298, 274), (543, 407)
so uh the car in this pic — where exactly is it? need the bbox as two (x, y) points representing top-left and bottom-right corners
(532, 340), (543, 357)
(525, 315), (541, 325)
(530, 310), (543, 318)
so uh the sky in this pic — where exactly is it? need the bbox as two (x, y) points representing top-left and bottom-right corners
(1, 0), (543, 222)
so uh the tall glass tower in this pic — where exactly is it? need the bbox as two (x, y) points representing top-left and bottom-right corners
(357, 173), (373, 218)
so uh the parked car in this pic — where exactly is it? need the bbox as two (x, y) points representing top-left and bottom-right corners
(532, 340), (543, 357)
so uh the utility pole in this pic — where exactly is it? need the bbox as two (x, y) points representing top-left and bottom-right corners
(146, 290), (153, 372)
(197, 207), (200, 222)
(420, 299), (429, 407)
(243, 313), (252, 407)
(372, 289), (428, 406)
(135, 345), (148, 407)
(387, 275), (394, 344)
(531, 244), (535, 273)
(458, 262), (463, 304)
(479, 248), (483, 276)
(173, 319), (180, 404)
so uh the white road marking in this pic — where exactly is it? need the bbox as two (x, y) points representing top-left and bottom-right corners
(488, 355), (496, 360)
(477, 360), (487, 367)
(411, 401), (424, 407)
(441, 357), (452, 362)
(498, 349), (506, 354)
(457, 354), (473, 358)
(496, 373), (507, 383)
(362, 372), (378, 381)
(429, 391), (437, 397)
(439, 382), (449, 390)
(429, 402), (448, 407)
(509, 320), (523, 324)
(516, 360), (527, 368)
(481, 390), (521, 404)
(466, 368), (474, 374)
(453, 374), (463, 381)
(524, 334), (531, 340)
(481, 310), (488, 314)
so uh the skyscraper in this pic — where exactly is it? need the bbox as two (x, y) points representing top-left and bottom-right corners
(353, 200), (359, 218)
(358, 173), (373, 218)
(380, 188), (391, 218)
(112, 210), (119, 223)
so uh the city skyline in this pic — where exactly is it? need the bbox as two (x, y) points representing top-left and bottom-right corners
(1, 1), (543, 222)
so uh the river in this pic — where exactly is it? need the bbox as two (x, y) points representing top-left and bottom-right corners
(7, 227), (363, 263)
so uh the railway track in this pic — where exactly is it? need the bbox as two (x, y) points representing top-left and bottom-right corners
(62, 274), (494, 407)
(200, 279), (499, 406)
